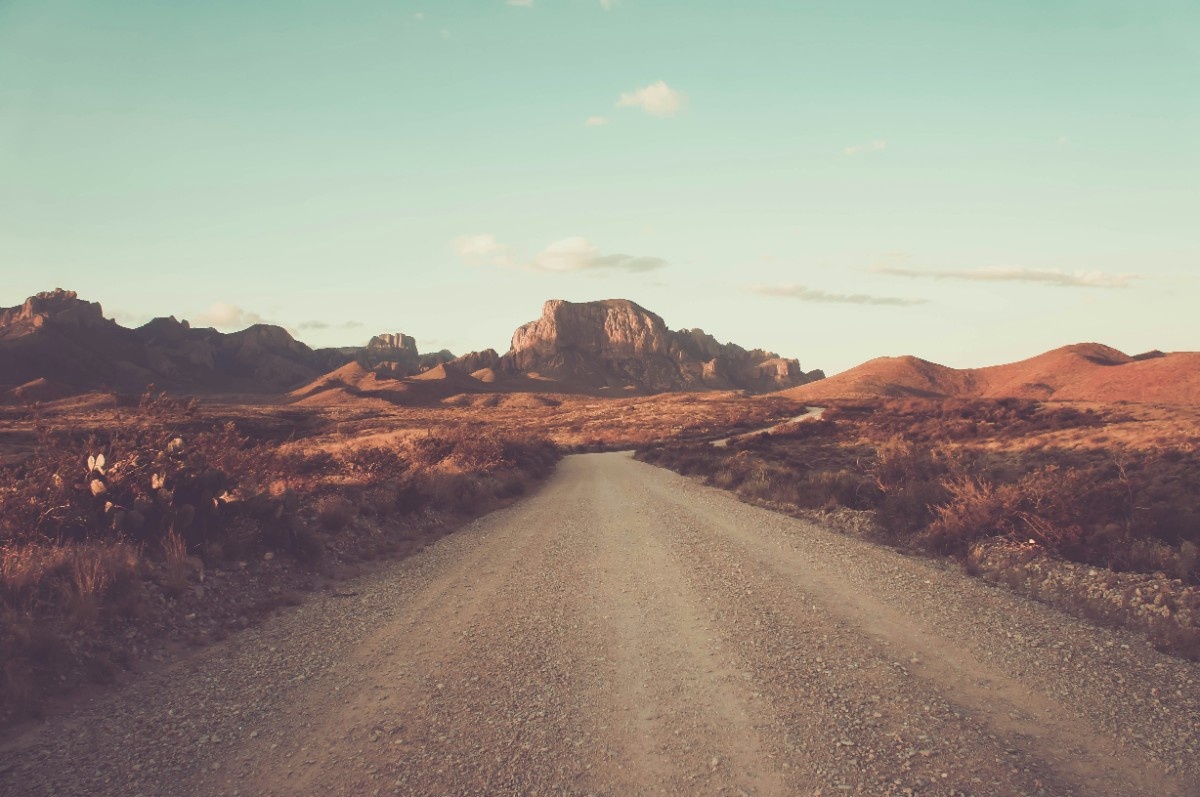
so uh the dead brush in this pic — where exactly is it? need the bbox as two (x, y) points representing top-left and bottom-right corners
(63, 542), (139, 627)
(160, 530), (190, 598)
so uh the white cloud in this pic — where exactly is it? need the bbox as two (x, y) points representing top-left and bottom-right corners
(1056, 134), (1070, 146)
(453, 233), (510, 261)
(616, 80), (685, 118)
(585, 116), (608, 127)
(196, 303), (266, 329)
(599, 0), (616, 8)
(843, 140), (887, 156)
(507, 0), (534, 6)
(874, 265), (1136, 289)
(532, 237), (663, 272)
(440, 29), (451, 39)
(749, 284), (926, 306)
(454, 234), (666, 273)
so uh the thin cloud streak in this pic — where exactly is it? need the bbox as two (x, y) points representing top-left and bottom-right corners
(875, 265), (1136, 289)
(298, 320), (364, 331)
(454, 234), (666, 273)
(749, 284), (926, 306)
(844, 139), (887, 155)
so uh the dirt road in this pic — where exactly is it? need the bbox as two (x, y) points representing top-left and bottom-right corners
(711, 406), (825, 447)
(4, 453), (1198, 796)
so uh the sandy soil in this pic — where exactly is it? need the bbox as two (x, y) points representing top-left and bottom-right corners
(3, 453), (1197, 796)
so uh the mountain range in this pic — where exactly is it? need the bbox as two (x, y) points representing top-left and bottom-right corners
(4, 289), (1194, 407)
(0, 290), (822, 404)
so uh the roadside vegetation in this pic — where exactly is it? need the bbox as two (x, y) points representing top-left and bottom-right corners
(638, 398), (1200, 657)
(0, 390), (559, 722)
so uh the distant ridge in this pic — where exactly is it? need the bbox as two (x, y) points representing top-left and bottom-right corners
(0, 290), (821, 403)
(782, 343), (1200, 405)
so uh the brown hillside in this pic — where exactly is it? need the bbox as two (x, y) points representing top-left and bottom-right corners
(782, 344), (1200, 405)
(290, 362), (486, 407)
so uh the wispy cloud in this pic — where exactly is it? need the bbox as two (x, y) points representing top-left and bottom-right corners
(413, 12), (424, 20)
(298, 320), (365, 331)
(749, 284), (926, 306)
(448, 231), (508, 266)
(843, 139), (887, 156)
(454, 234), (666, 273)
(875, 265), (1135, 289)
(585, 116), (608, 127)
(532, 237), (665, 273)
(617, 81), (685, 118)
(599, 0), (616, 9)
(506, 0), (534, 6)
(196, 303), (266, 329)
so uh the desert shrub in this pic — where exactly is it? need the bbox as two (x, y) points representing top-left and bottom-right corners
(407, 435), (457, 468)
(423, 472), (488, 515)
(448, 433), (506, 474)
(735, 465), (777, 502)
(276, 449), (335, 476)
(873, 435), (943, 493)
(391, 476), (430, 515)
(342, 446), (409, 480)
(710, 466), (743, 490)
(360, 483), (398, 518)
(316, 495), (354, 531)
(0, 541), (139, 615)
(876, 479), (949, 538)
(812, 470), (881, 510)
(493, 471), (528, 499)
(501, 436), (560, 476)
(852, 398), (1111, 444)
(865, 436), (950, 539)
(921, 477), (1023, 554)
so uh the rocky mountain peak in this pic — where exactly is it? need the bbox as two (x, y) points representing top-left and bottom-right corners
(368, 333), (418, 353)
(508, 299), (675, 368)
(359, 332), (422, 374)
(0, 288), (109, 333)
(497, 298), (819, 393)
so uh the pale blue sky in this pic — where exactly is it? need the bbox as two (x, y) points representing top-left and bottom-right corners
(2, 0), (1197, 373)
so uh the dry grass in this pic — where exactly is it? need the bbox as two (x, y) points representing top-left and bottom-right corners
(0, 389), (579, 720)
(638, 397), (1200, 657)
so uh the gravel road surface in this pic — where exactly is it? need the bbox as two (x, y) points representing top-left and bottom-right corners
(3, 452), (1197, 796)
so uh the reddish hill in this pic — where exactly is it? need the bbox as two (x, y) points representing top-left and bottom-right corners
(290, 362), (486, 407)
(782, 344), (1200, 406)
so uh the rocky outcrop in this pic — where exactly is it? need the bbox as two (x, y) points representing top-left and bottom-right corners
(418, 349), (456, 370)
(0, 289), (110, 336)
(449, 348), (501, 374)
(350, 332), (421, 375)
(496, 299), (818, 394)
